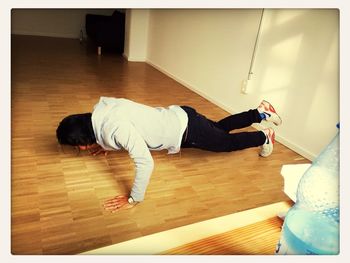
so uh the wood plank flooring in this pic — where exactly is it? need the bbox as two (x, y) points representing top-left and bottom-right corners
(162, 216), (283, 255)
(11, 35), (308, 254)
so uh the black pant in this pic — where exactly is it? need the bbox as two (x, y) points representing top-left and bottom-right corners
(180, 106), (266, 152)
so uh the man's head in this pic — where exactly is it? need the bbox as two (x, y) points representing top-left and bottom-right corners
(56, 113), (96, 146)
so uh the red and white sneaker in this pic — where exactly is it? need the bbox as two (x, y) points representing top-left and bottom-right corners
(257, 100), (282, 126)
(260, 128), (275, 157)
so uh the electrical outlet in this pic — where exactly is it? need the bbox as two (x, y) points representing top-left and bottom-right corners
(241, 79), (249, 94)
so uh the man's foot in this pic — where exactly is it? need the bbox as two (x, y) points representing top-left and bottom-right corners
(260, 128), (275, 157)
(257, 100), (282, 126)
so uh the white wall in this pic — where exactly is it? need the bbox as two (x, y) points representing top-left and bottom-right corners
(144, 9), (339, 160)
(11, 9), (114, 39)
(124, 9), (150, 61)
(147, 9), (262, 111)
(247, 9), (339, 160)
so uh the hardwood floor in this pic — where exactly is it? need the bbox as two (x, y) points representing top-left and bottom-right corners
(162, 217), (284, 255)
(11, 35), (307, 254)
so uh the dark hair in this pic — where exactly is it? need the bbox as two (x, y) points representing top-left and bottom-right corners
(56, 113), (96, 146)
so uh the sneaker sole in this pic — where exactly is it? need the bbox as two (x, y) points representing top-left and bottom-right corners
(259, 128), (275, 157)
(262, 100), (282, 126)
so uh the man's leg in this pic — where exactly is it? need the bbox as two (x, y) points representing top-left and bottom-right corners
(214, 109), (262, 132)
(181, 106), (266, 152)
(205, 130), (266, 152)
(213, 100), (282, 132)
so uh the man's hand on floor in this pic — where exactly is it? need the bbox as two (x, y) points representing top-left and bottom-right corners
(103, 195), (137, 212)
(88, 145), (109, 156)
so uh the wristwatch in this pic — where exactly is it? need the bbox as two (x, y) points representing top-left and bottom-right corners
(127, 196), (135, 204)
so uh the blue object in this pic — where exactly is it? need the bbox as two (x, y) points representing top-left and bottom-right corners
(260, 112), (266, 120)
(275, 130), (339, 255)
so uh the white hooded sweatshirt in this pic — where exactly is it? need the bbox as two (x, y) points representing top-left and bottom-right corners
(91, 97), (188, 201)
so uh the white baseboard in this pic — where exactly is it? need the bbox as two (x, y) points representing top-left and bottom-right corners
(146, 59), (314, 161)
(146, 59), (236, 114)
(11, 30), (79, 39)
(123, 52), (147, 62)
(252, 123), (314, 160)
(122, 53), (129, 60)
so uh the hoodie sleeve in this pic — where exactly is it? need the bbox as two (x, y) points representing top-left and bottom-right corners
(104, 121), (154, 202)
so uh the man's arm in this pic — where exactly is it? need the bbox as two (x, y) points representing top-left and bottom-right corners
(102, 121), (154, 211)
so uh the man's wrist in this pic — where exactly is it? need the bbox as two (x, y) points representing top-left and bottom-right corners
(127, 196), (137, 205)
